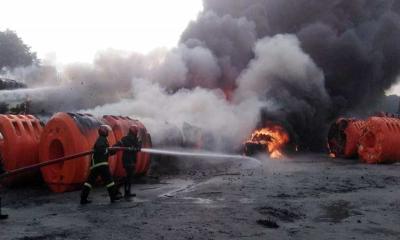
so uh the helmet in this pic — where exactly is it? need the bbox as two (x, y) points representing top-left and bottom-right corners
(128, 125), (138, 136)
(98, 125), (112, 137)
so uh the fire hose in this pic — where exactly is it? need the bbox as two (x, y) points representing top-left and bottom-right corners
(0, 147), (259, 181)
(0, 147), (131, 220)
(0, 150), (94, 181)
(0, 147), (135, 180)
(0, 146), (259, 219)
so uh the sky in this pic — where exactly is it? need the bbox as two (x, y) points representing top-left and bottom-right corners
(0, 0), (203, 65)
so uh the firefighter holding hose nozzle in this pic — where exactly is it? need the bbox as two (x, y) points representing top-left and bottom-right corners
(80, 125), (121, 204)
(113, 125), (142, 198)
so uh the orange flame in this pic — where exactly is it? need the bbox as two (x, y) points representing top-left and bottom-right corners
(246, 124), (289, 159)
(222, 86), (234, 102)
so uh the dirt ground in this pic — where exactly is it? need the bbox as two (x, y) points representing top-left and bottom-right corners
(1, 154), (400, 240)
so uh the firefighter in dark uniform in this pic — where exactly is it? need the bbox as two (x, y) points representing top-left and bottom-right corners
(80, 125), (120, 204)
(0, 153), (8, 219)
(114, 125), (142, 198)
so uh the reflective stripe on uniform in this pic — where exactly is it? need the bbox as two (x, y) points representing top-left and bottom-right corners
(90, 162), (109, 170)
(84, 182), (92, 188)
(106, 182), (115, 188)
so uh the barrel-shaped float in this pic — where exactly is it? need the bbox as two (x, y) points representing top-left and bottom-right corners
(358, 117), (400, 164)
(0, 114), (43, 183)
(327, 118), (366, 158)
(102, 115), (152, 177)
(39, 113), (117, 192)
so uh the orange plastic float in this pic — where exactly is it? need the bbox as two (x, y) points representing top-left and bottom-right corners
(358, 117), (400, 164)
(39, 113), (117, 192)
(0, 114), (43, 183)
(327, 118), (366, 158)
(102, 115), (152, 177)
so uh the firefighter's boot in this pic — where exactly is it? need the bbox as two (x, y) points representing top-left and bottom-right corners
(124, 189), (136, 198)
(108, 184), (121, 203)
(80, 184), (92, 205)
(0, 198), (8, 220)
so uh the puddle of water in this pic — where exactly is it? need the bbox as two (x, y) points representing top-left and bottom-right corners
(183, 197), (214, 204)
(316, 200), (353, 223)
(239, 198), (254, 204)
(157, 179), (195, 198)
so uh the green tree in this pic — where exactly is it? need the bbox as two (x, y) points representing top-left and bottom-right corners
(0, 29), (38, 71)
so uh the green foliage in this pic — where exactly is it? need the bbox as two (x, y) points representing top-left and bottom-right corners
(0, 102), (8, 114)
(0, 29), (38, 71)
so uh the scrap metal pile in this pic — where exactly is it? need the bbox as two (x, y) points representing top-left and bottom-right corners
(328, 113), (400, 164)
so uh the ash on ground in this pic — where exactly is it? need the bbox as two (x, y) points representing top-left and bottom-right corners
(1, 154), (400, 240)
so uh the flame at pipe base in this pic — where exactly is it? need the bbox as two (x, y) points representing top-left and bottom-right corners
(244, 123), (289, 159)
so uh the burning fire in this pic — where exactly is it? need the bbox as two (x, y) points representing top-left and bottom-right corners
(245, 124), (290, 159)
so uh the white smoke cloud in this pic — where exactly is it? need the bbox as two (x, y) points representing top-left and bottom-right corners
(150, 44), (221, 89)
(235, 34), (329, 103)
(84, 78), (264, 151)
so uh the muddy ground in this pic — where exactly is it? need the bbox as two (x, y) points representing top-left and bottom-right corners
(1, 154), (400, 240)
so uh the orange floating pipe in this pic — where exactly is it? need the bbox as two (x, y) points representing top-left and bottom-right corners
(102, 115), (152, 177)
(358, 117), (400, 164)
(39, 113), (117, 192)
(0, 114), (43, 184)
(327, 118), (366, 158)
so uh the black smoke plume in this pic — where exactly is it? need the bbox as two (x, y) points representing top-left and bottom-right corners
(3, 0), (400, 152)
(180, 0), (400, 150)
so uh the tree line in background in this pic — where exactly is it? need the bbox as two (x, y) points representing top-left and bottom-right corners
(0, 29), (37, 114)
(0, 29), (38, 72)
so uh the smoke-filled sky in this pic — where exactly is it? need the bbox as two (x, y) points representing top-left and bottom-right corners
(2, 0), (400, 152)
(0, 0), (203, 64)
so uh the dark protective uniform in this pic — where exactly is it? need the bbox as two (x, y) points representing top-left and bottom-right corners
(0, 155), (5, 174)
(0, 197), (6, 219)
(114, 133), (141, 197)
(0, 154), (8, 219)
(80, 136), (118, 203)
